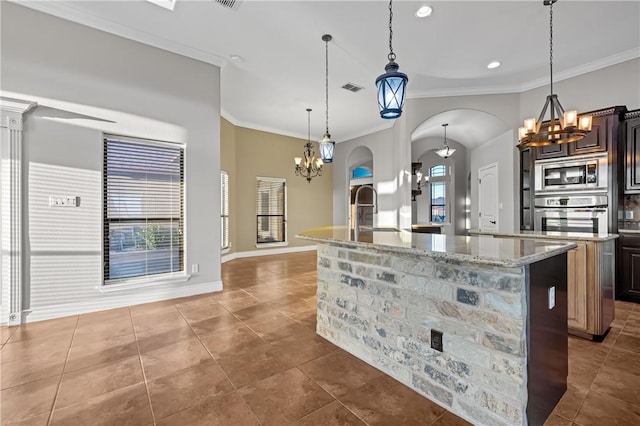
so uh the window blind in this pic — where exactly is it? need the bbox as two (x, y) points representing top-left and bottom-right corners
(221, 171), (229, 250)
(103, 137), (184, 282)
(256, 177), (286, 244)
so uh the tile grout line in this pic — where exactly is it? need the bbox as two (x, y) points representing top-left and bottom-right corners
(130, 306), (158, 426)
(172, 299), (265, 426)
(295, 364), (372, 426)
(46, 315), (80, 426)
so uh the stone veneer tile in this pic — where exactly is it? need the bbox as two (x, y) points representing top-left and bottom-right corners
(456, 288), (480, 306)
(318, 241), (529, 426)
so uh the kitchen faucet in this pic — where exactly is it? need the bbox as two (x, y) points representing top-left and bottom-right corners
(353, 185), (378, 240)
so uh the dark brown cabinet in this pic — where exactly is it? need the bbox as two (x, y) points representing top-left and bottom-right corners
(535, 140), (568, 159)
(568, 114), (609, 155)
(618, 233), (640, 303)
(520, 148), (534, 230)
(625, 110), (640, 192)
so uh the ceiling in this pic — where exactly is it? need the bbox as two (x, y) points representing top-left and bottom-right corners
(17, 1), (640, 147)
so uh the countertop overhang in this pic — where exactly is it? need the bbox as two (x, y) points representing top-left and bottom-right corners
(297, 226), (576, 268)
(468, 229), (619, 242)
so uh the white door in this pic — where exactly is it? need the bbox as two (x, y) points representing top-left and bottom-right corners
(479, 163), (499, 232)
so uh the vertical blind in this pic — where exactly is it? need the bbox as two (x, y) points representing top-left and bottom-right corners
(256, 177), (286, 244)
(103, 136), (184, 282)
(221, 171), (229, 250)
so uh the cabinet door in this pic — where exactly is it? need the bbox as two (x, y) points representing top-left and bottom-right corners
(620, 245), (640, 302)
(569, 114), (609, 155)
(567, 243), (587, 332)
(520, 148), (534, 230)
(627, 118), (640, 191)
(535, 142), (568, 160)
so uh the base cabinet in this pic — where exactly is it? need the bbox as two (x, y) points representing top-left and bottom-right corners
(567, 243), (588, 332)
(618, 233), (640, 302)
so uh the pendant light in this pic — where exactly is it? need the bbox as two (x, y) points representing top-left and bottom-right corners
(319, 34), (335, 163)
(294, 108), (323, 183)
(376, 0), (408, 120)
(518, 0), (592, 148)
(435, 123), (455, 158)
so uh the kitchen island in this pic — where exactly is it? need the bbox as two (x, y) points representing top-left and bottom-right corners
(297, 226), (576, 426)
(470, 229), (617, 339)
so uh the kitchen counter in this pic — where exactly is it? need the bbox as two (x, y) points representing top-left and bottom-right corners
(469, 229), (618, 242)
(298, 226), (573, 426)
(299, 225), (576, 268)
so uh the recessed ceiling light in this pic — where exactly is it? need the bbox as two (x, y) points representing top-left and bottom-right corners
(487, 61), (501, 69)
(229, 54), (244, 62)
(416, 5), (433, 18)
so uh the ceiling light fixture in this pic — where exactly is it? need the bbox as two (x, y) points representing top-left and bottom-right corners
(435, 123), (456, 158)
(487, 61), (501, 69)
(319, 34), (335, 164)
(416, 5), (433, 18)
(294, 108), (323, 183)
(376, 0), (408, 120)
(518, 0), (592, 148)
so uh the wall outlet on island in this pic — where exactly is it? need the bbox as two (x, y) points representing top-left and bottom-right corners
(431, 329), (443, 352)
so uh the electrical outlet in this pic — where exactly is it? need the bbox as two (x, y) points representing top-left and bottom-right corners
(431, 329), (443, 352)
(191, 264), (199, 274)
(548, 286), (556, 309)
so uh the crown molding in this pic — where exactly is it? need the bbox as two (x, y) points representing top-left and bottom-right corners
(14, 0), (227, 68)
(221, 108), (312, 142)
(407, 48), (640, 100)
(519, 47), (639, 92)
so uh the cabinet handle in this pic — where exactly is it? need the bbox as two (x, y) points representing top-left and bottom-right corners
(489, 220), (496, 224)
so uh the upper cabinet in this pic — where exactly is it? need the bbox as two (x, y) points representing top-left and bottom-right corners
(534, 106), (625, 160)
(625, 109), (640, 193)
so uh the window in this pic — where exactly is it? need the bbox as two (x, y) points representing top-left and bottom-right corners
(428, 164), (449, 223)
(221, 171), (229, 250)
(256, 177), (286, 244)
(104, 136), (184, 283)
(352, 166), (373, 179)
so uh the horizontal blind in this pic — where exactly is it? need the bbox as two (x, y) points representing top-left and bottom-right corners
(221, 171), (229, 250)
(256, 178), (285, 244)
(104, 137), (184, 282)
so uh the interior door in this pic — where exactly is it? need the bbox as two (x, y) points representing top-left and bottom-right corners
(479, 163), (499, 232)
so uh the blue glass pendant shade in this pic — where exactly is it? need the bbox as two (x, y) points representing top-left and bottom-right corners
(319, 135), (335, 163)
(376, 60), (408, 119)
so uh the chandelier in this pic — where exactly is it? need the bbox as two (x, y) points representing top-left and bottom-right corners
(294, 108), (323, 183)
(518, 0), (592, 148)
(319, 34), (335, 163)
(375, 0), (408, 120)
(435, 123), (456, 158)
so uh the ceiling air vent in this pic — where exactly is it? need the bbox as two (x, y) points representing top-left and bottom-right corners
(214, 0), (241, 10)
(342, 82), (364, 93)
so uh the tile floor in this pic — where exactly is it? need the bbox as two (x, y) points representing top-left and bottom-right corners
(1, 251), (639, 426)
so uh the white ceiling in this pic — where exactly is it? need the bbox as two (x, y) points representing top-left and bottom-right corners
(17, 0), (640, 147)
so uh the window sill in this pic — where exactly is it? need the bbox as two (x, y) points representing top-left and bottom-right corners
(255, 241), (289, 249)
(222, 247), (231, 255)
(99, 272), (190, 293)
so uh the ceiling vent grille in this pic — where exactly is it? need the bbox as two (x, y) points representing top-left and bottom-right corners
(214, 0), (241, 10)
(342, 83), (364, 93)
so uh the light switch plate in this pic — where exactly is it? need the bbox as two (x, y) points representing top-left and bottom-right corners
(548, 286), (556, 309)
(50, 196), (78, 207)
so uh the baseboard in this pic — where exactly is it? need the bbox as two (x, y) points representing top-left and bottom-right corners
(222, 245), (316, 263)
(17, 280), (223, 324)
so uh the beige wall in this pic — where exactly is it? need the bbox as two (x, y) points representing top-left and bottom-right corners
(221, 121), (333, 254)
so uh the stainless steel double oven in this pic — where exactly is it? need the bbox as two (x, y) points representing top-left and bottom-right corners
(533, 153), (610, 234)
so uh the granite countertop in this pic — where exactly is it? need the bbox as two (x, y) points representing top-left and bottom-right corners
(468, 229), (618, 242)
(411, 224), (443, 228)
(297, 226), (576, 268)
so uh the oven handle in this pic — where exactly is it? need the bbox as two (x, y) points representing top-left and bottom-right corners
(534, 208), (607, 213)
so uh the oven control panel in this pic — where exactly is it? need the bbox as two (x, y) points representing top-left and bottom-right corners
(535, 195), (608, 208)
